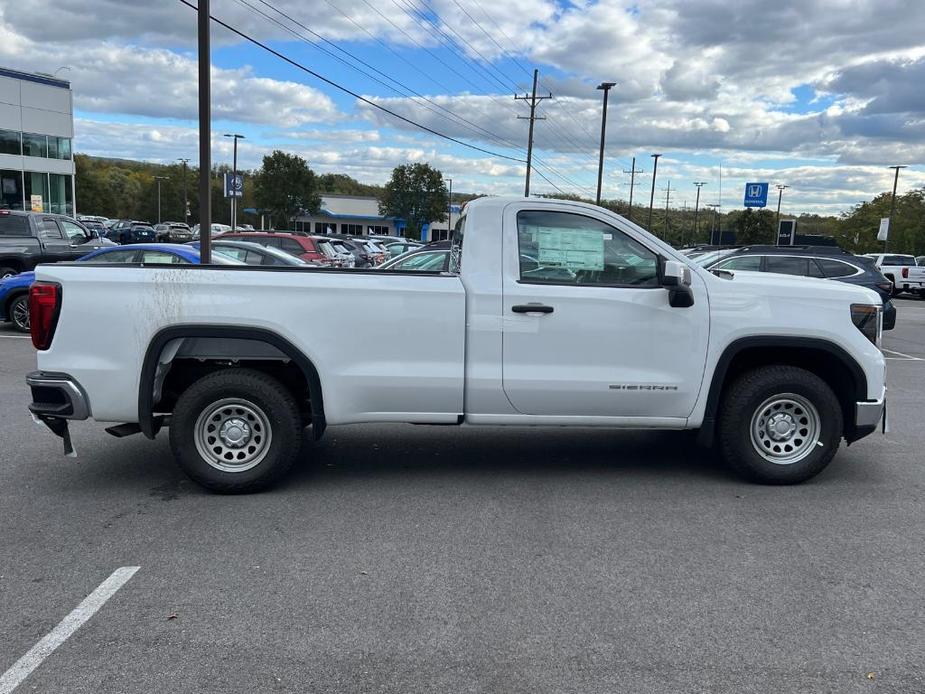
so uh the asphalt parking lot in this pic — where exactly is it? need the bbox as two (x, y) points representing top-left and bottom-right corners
(1, 300), (924, 694)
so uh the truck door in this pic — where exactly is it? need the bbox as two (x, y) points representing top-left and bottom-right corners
(35, 217), (72, 262)
(500, 205), (709, 418)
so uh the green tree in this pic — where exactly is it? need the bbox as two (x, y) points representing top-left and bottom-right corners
(730, 208), (775, 245)
(378, 163), (448, 238)
(253, 151), (321, 229)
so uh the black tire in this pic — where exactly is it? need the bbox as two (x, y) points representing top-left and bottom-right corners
(8, 294), (30, 333)
(169, 368), (303, 493)
(718, 365), (843, 485)
(0, 266), (19, 280)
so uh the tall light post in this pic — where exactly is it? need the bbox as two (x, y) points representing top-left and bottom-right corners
(775, 184), (790, 236)
(595, 82), (616, 206)
(198, 0), (211, 263)
(154, 176), (169, 224)
(178, 158), (190, 224)
(692, 181), (706, 245)
(886, 165), (907, 252)
(647, 153), (661, 232)
(224, 133), (245, 231)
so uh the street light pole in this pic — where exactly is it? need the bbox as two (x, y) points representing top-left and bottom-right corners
(775, 184), (790, 236)
(224, 133), (245, 232)
(595, 82), (616, 206)
(178, 158), (189, 224)
(154, 176), (168, 224)
(647, 153), (661, 232)
(692, 181), (706, 245)
(886, 165), (907, 253)
(198, 0), (211, 263)
(447, 177), (452, 240)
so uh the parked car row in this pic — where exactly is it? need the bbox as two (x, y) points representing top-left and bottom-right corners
(684, 245), (900, 329)
(0, 243), (243, 332)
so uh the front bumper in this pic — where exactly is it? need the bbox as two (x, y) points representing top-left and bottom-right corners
(26, 371), (90, 420)
(848, 389), (887, 443)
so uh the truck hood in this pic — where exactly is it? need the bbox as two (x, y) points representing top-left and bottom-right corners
(706, 269), (881, 304)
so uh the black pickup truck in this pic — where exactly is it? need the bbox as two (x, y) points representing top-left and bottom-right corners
(0, 210), (111, 278)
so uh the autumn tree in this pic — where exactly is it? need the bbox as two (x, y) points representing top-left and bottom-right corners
(378, 163), (448, 238)
(253, 151), (321, 229)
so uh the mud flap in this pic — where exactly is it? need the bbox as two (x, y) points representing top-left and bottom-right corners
(31, 414), (77, 458)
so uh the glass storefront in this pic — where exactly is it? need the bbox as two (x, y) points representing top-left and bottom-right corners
(24, 171), (49, 212)
(0, 170), (24, 210)
(48, 173), (73, 215)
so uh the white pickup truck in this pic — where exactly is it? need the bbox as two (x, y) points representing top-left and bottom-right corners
(864, 253), (925, 296)
(26, 197), (886, 492)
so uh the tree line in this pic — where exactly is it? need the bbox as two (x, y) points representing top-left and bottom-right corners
(76, 152), (456, 237)
(76, 152), (923, 253)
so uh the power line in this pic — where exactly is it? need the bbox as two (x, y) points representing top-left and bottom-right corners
(414, 0), (522, 93)
(177, 0), (526, 163)
(515, 69), (552, 196)
(242, 0), (524, 155)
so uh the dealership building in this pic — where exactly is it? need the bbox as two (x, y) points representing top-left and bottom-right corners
(0, 67), (75, 216)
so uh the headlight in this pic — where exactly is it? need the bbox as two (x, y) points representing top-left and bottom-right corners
(851, 303), (882, 347)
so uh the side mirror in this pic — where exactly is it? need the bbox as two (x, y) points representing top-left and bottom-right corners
(661, 258), (695, 308)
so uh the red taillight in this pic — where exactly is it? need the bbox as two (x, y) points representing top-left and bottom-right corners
(902, 267), (909, 278)
(29, 282), (61, 350)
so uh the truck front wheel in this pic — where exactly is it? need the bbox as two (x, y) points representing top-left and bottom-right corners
(718, 366), (842, 484)
(169, 369), (303, 493)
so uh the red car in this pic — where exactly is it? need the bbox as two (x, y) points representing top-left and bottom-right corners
(216, 232), (329, 265)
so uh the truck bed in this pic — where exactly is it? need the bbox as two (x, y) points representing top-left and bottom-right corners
(34, 263), (467, 424)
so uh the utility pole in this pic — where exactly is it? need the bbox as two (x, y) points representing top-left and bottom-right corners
(705, 203), (720, 245)
(154, 176), (168, 224)
(177, 158), (190, 225)
(775, 184), (790, 236)
(447, 177), (452, 239)
(662, 180), (672, 238)
(622, 157), (644, 220)
(692, 181), (706, 245)
(198, 0), (211, 263)
(886, 165), (907, 252)
(224, 133), (245, 232)
(515, 69), (552, 197)
(646, 153), (661, 232)
(595, 82), (616, 205)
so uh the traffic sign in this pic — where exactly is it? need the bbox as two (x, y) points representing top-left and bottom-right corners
(224, 173), (244, 198)
(743, 182), (769, 208)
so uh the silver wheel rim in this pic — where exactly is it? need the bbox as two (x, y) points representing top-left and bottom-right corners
(1, 272), (14, 280)
(749, 393), (820, 465)
(194, 398), (272, 473)
(11, 297), (29, 330)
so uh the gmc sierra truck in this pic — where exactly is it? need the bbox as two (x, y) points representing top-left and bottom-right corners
(25, 197), (887, 492)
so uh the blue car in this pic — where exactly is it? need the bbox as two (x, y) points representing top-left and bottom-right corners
(0, 243), (240, 333)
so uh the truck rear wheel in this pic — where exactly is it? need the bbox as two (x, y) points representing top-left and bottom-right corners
(717, 365), (842, 484)
(169, 368), (303, 493)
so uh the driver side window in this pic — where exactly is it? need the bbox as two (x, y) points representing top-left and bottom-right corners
(516, 210), (659, 287)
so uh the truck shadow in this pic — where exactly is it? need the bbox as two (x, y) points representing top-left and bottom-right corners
(288, 425), (732, 488)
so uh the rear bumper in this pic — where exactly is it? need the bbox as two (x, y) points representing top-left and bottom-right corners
(848, 388), (886, 443)
(26, 371), (90, 420)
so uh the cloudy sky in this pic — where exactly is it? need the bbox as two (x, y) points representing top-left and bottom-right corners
(2, 0), (923, 214)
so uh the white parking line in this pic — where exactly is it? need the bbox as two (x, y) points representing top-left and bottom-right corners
(0, 566), (140, 694)
(882, 348), (924, 361)
(0, 335), (30, 340)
